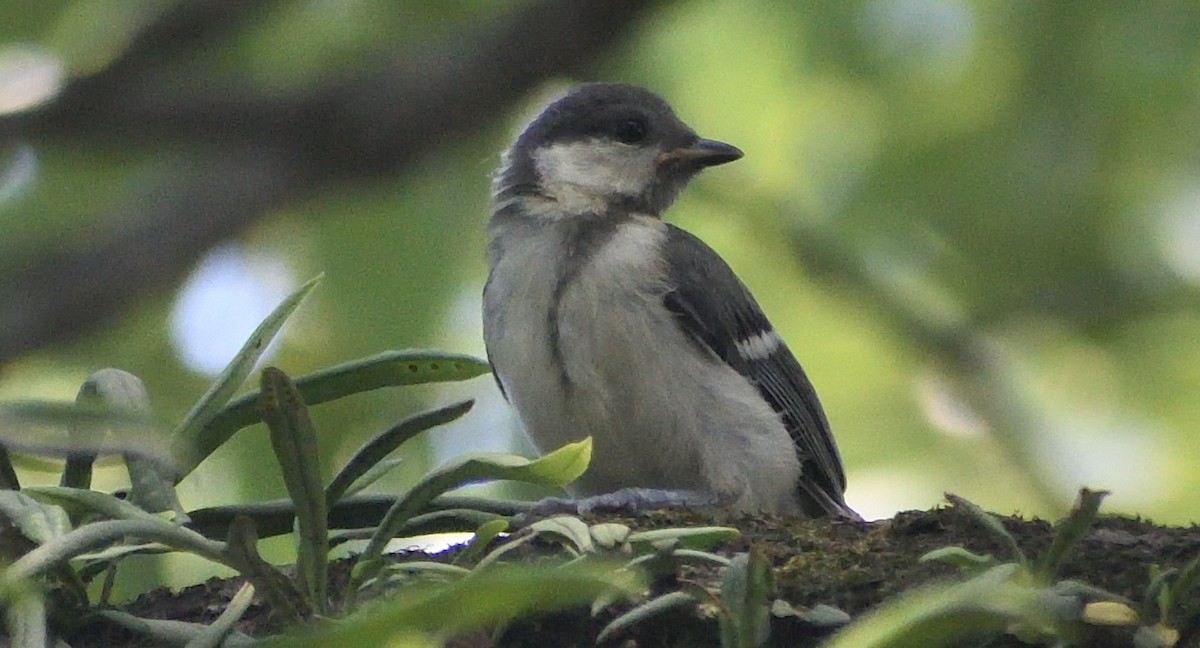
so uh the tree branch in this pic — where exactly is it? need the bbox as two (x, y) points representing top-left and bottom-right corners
(0, 0), (666, 362)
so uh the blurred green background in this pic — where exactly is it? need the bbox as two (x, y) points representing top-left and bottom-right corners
(3, 0), (1200, 594)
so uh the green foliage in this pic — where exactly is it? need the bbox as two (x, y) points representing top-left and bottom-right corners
(840, 490), (1140, 646)
(0, 280), (580, 644)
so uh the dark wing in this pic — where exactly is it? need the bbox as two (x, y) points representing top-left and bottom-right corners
(660, 224), (854, 518)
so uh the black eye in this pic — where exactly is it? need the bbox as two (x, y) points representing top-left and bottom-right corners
(612, 118), (647, 144)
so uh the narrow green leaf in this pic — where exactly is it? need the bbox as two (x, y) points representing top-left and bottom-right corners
(326, 399), (474, 508)
(596, 591), (698, 644)
(1034, 488), (1109, 581)
(2, 518), (229, 586)
(919, 546), (998, 571)
(25, 485), (162, 523)
(453, 518), (510, 565)
(0, 491), (71, 545)
(824, 563), (1058, 648)
(340, 457), (405, 500)
(225, 516), (307, 623)
(97, 610), (257, 648)
(1166, 554), (1200, 625)
(771, 600), (852, 626)
(351, 438), (592, 589)
(169, 274), (322, 480)
(945, 493), (1026, 566)
(183, 581), (255, 648)
(199, 350), (489, 475)
(268, 562), (641, 648)
(258, 367), (327, 613)
(720, 550), (775, 648)
(626, 526), (740, 551)
(474, 532), (538, 572)
(0, 401), (169, 466)
(637, 548), (731, 568)
(376, 561), (473, 582)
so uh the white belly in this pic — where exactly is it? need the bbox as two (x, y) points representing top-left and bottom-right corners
(484, 217), (801, 513)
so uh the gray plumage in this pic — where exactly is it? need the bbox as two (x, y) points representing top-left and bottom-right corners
(483, 83), (854, 518)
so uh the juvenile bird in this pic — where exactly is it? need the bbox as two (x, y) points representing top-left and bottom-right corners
(483, 83), (855, 518)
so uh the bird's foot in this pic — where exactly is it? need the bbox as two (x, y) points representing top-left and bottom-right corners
(518, 487), (719, 523)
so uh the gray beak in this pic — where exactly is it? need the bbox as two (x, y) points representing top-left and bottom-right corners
(657, 138), (744, 167)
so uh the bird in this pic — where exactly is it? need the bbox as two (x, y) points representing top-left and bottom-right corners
(482, 82), (855, 518)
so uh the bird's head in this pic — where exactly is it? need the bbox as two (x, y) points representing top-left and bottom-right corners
(492, 83), (743, 219)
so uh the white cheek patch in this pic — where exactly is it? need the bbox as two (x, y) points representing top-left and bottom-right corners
(532, 140), (657, 210)
(735, 330), (783, 361)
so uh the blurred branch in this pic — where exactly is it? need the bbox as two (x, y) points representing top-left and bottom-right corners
(0, 0), (667, 362)
(792, 223), (1066, 513)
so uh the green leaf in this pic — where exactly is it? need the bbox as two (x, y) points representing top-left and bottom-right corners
(596, 591), (698, 644)
(626, 526), (740, 551)
(1034, 488), (1109, 581)
(590, 522), (631, 550)
(25, 485), (164, 524)
(719, 550), (774, 648)
(198, 350), (489, 478)
(340, 457), (405, 500)
(0, 491), (71, 545)
(225, 516), (307, 623)
(453, 518), (509, 565)
(183, 581), (255, 648)
(824, 563), (1071, 648)
(771, 600), (851, 627)
(632, 548), (731, 568)
(326, 399), (475, 508)
(919, 546), (998, 571)
(1167, 554), (1200, 624)
(529, 516), (594, 555)
(374, 561), (473, 585)
(0, 401), (170, 466)
(258, 367), (327, 613)
(351, 438), (592, 589)
(169, 274), (322, 480)
(2, 518), (229, 586)
(96, 610), (256, 648)
(945, 493), (1026, 566)
(77, 369), (186, 518)
(266, 561), (641, 648)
